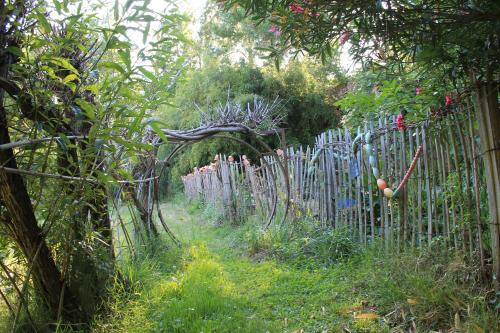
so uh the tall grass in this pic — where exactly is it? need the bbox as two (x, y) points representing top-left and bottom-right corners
(239, 216), (500, 332)
(91, 198), (500, 333)
(244, 217), (360, 268)
(94, 243), (275, 332)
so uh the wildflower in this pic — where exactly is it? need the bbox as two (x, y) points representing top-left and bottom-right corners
(339, 31), (349, 45)
(445, 95), (453, 106)
(289, 3), (304, 14)
(396, 113), (405, 130)
(268, 25), (282, 36)
(308, 11), (320, 17)
(415, 86), (422, 95)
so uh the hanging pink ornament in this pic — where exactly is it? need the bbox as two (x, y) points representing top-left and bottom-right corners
(445, 95), (453, 106)
(339, 31), (349, 45)
(396, 114), (405, 130)
(377, 179), (388, 191)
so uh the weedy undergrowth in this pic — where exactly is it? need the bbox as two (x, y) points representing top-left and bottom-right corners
(88, 199), (500, 333)
(244, 217), (360, 269)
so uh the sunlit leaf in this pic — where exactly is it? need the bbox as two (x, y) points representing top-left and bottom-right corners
(138, 67), (156, 82)
(63, 74), (79, 83)
(83, 84), (99, 94)
(75, 98), (95, 120)
(98, 61), (126, 75)
(49, 57), (79, 75)
(35, 11), (52, 33)
(150, 121), (168, 143)
(108, 36), (130, 49)
(118, 50), (132, 71)
(143, 22), (151, 44)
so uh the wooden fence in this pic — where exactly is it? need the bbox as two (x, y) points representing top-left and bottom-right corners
(182, 107), (488, 259)
(182, 155), (265, 224)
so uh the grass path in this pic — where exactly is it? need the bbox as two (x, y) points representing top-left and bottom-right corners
(107, 201), (372, 332)
(102, 200), (499, 333)
(157, 204), (352, 333)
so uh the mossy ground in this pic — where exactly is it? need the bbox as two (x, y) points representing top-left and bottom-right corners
(93, 199), (500, 333)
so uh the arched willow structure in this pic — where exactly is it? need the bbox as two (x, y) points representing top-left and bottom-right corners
(114, 98), (291, 252)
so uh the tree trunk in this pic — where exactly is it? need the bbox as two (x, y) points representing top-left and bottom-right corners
(0, 106), (86, 322)
(473, 79), (500, 290)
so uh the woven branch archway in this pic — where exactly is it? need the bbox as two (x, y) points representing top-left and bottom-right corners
(127, 98), (290, 244)
(157, 134), (290, 229)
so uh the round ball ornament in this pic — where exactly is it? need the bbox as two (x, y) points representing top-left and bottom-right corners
(383, 188), (394, 198)
(377, 179), (387, 191)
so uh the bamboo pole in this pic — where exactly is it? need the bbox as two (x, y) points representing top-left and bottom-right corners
(399, 122), (408, 248)
(467, 111), (485, 270)
(365, 122), (375, 241)
(456, 114), (475, 257)
(422, 126), (433, 245)
(408, 128), (417, 247)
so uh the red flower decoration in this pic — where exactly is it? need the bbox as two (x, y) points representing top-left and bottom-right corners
(339, 31), (349, 45)
(396, 114), (405, 130)
(415, 86), (422, 95)
(289, 3), (304, 13)
(445, 95), (453, 106)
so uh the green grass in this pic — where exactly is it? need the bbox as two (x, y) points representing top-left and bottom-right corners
(97, 244), (274, 332)
(0, 307), (9, 332)
(93, 198), (500, 333)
